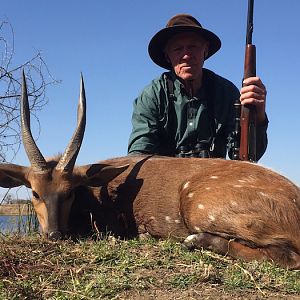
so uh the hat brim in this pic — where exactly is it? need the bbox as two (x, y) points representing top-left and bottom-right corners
(148, 26), (221, 70)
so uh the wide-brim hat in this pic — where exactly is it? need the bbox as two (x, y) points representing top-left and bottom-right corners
(148, 14), (221, 70)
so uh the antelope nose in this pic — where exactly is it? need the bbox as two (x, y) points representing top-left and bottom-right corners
(48, 231), (63, 240)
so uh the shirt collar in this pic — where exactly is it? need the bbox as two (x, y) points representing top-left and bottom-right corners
(168, 70), (208, 101)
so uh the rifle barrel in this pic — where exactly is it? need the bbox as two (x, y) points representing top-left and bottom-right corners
(246, 0), (254, 45)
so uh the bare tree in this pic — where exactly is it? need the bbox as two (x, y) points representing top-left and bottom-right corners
(0, 19), (59, 162)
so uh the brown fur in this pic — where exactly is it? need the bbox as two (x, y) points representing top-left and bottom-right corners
(0, 154), (299, 269)
(70, 155), (300, 269)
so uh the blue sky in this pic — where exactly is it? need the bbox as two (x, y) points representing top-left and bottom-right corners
(1, 1), (300, 199)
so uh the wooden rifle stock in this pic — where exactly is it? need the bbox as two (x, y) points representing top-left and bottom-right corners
(239, 44), (257, 161)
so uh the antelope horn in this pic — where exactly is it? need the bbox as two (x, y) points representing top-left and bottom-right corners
(21, 70), (48, 171)
(56, 74), (86, 173)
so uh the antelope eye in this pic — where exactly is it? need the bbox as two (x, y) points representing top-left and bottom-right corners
(32, 191), (40, 199)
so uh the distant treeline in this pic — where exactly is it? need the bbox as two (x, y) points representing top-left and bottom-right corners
(0, 203), (33, 216)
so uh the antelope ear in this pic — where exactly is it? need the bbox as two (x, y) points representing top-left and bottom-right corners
(0, 164), (31, 188)
(76, 164), (129, 187)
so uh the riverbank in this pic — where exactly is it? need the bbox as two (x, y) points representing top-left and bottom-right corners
(0, 204), (32, 216)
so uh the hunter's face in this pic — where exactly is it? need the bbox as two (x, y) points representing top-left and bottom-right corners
(165, 32), (208, 82)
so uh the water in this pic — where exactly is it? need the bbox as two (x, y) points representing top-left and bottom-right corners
(0, 215), (38, 234)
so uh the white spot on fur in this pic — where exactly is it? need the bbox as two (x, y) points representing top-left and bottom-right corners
(205, 187), (211, 190)
(230, 201), (238, 206)
(165, 216), (172, 223)
(208, 215), (215, 221)
(198, 204), (205, 209)
(233, 185), (243, 188)
(150, 216), (156, 220)
(259, 192), (268, 197)
(188, 192), (194, 198)
(238, 179), (246, 183)
(210, 176), (219, 179)
(194, 226), (201, 232)
(183, 181), (190, 190)
(174, 219), (181, 224)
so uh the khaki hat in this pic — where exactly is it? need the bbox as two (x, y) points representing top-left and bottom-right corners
(148, 14), (221, 69)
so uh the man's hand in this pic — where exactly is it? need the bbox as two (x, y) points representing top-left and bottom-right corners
(240, 76), (267, 125)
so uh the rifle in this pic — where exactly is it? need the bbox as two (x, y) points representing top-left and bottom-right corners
(239, 0), (257, 162)
(232, 0), (257, 162)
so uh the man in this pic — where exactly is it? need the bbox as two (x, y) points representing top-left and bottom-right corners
(128, 14), (268, 159)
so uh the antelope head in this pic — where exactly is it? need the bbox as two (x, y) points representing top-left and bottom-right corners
(0, 72), (128, 239)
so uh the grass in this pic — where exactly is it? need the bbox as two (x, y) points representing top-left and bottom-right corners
(0, 234), (299, 299)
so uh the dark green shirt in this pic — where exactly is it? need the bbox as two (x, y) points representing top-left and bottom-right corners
(128, 68), (268, 160)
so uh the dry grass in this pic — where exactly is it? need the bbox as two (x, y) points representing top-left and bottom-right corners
(0, 234), (299, 299)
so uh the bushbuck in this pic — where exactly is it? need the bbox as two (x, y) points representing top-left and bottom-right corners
(0, 73), (299, 270)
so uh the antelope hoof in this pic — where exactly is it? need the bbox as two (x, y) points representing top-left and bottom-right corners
(183, 233), (205, 250)
(48, 231), (63, 241)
